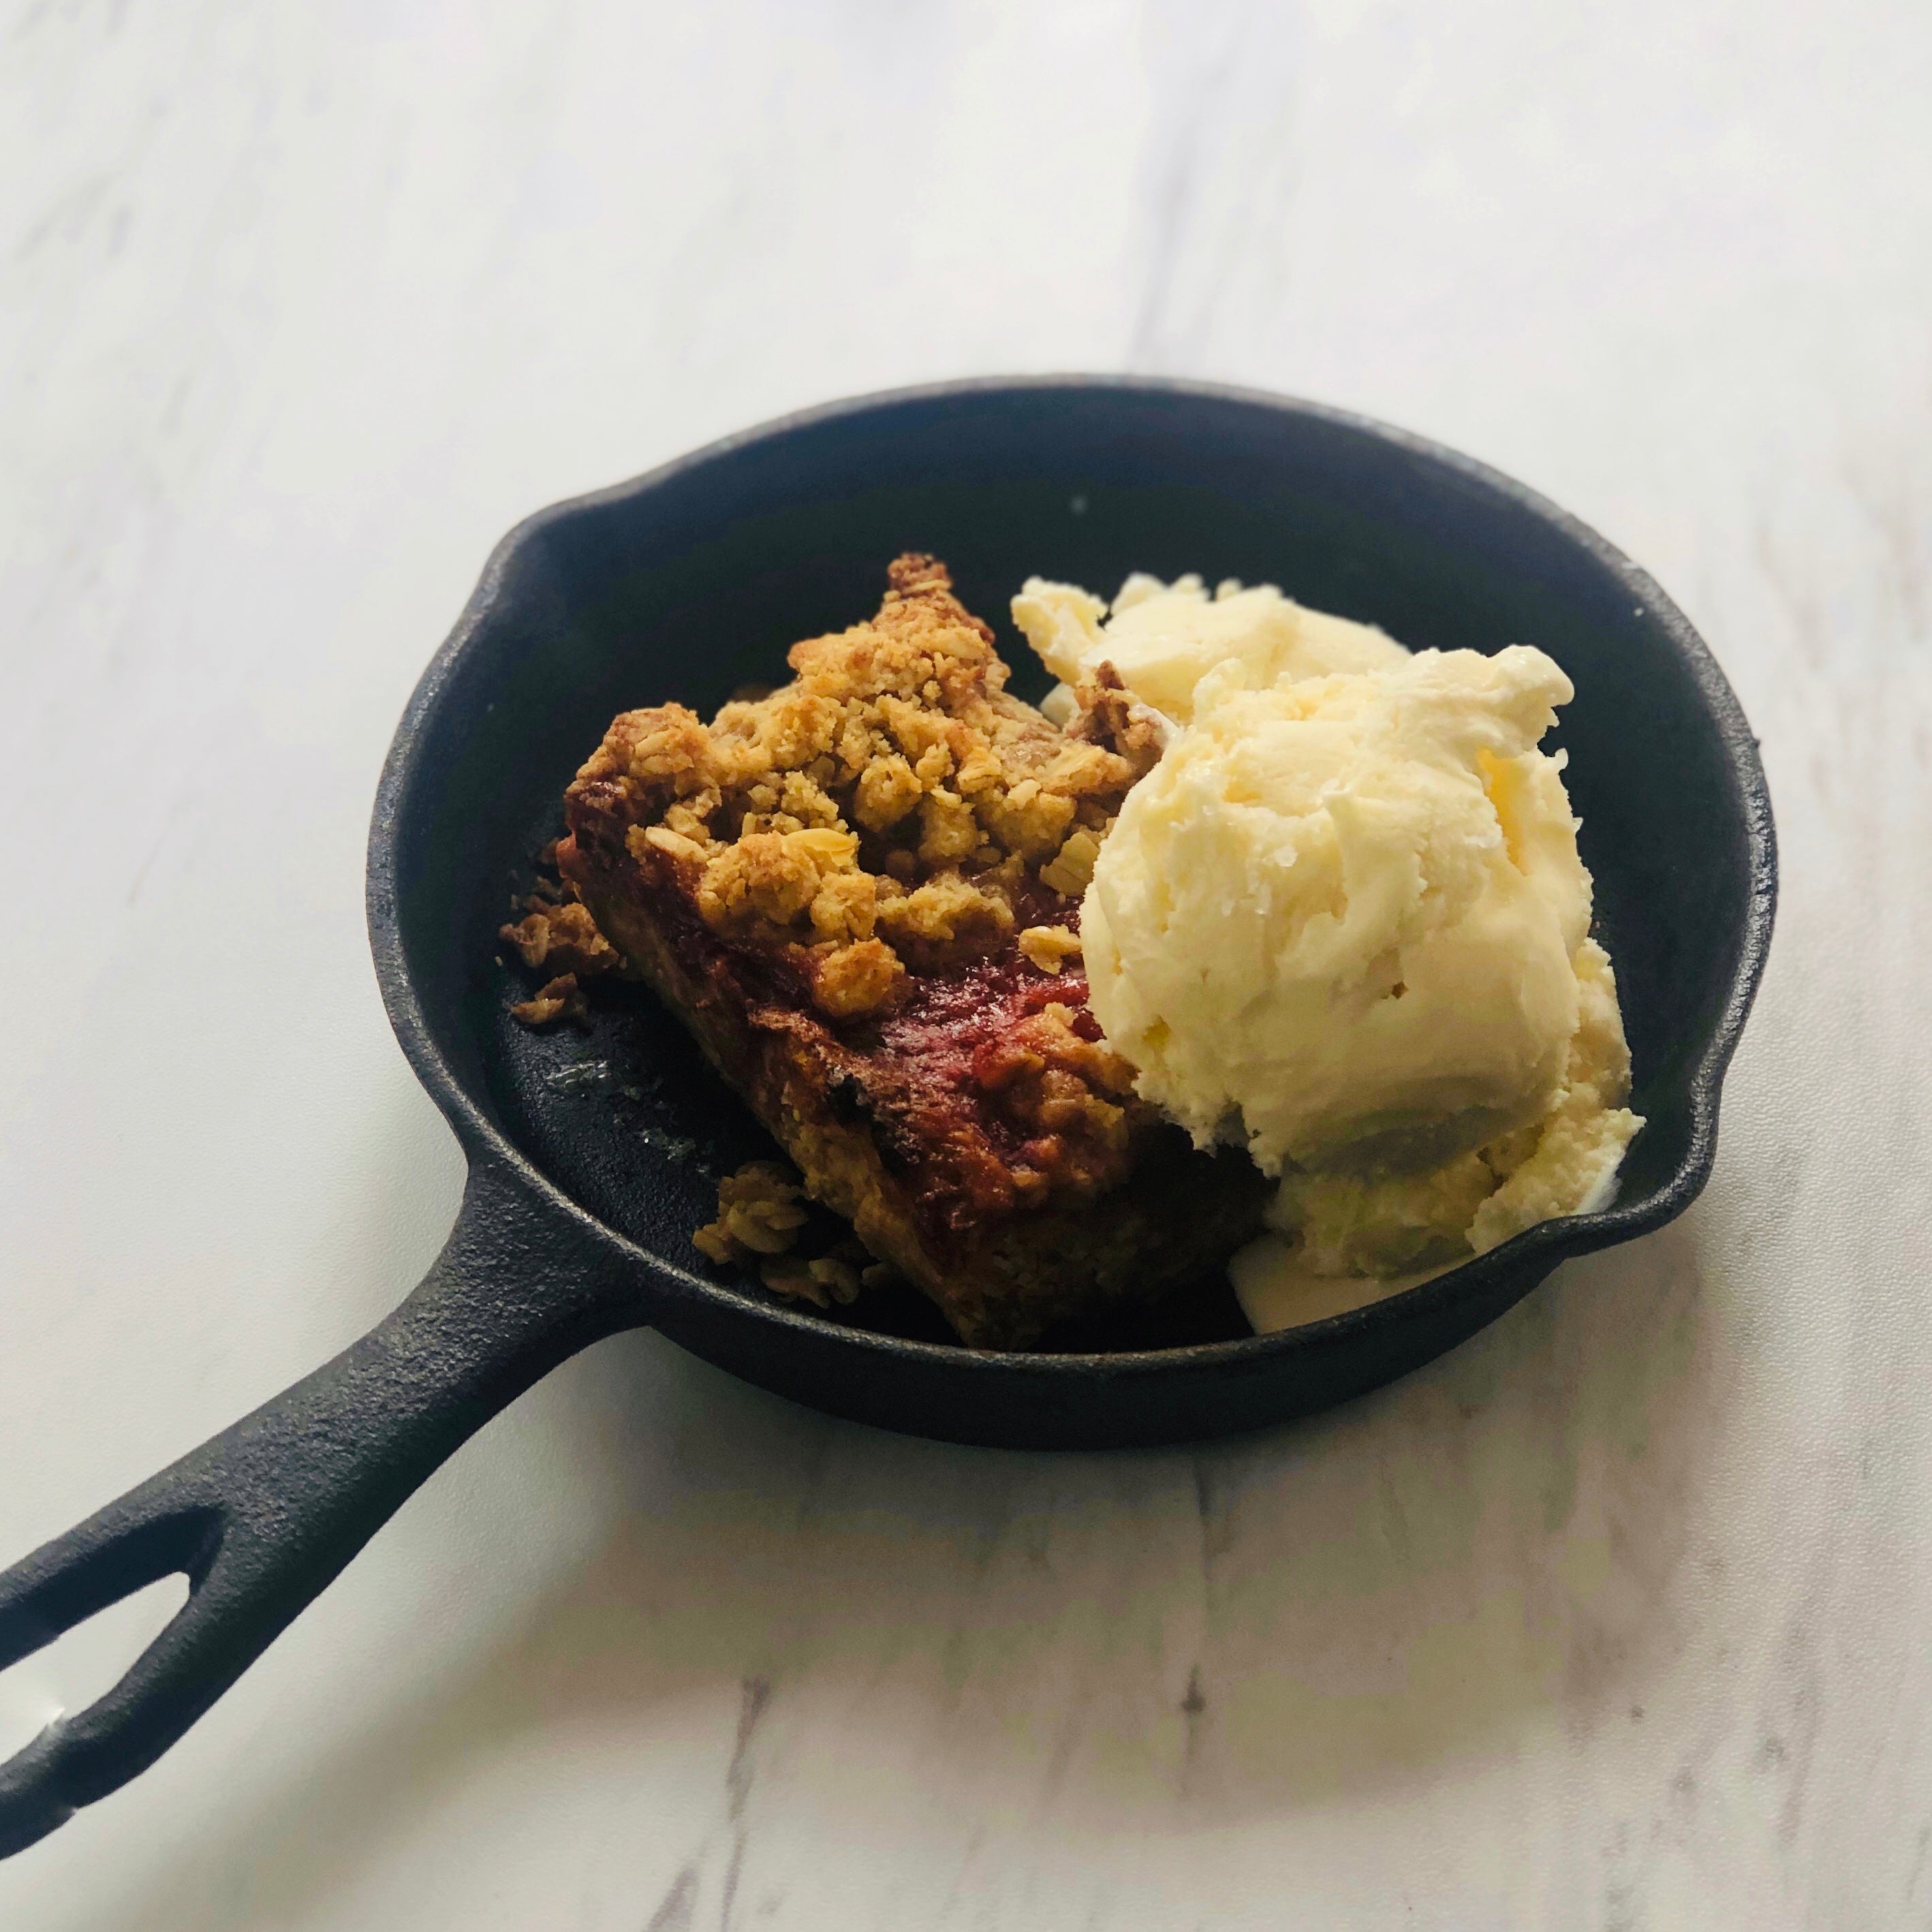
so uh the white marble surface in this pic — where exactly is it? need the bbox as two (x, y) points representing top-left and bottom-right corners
(3, 1), (1929, 1925)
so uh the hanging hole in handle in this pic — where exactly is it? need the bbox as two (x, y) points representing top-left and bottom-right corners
(0, 1574), (193, 1762)
(0, 1505), (222, 1760)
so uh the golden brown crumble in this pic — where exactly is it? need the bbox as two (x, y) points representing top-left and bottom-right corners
(1068, 661), (1170, 770)
(692, 1159), (809, 1261)
(501, 897), (622, 979)
(564, 554), (1157, 1018)
(756, 1251), (866, 1309)
(1038, 829), (1102, 898)
(694, 1159), (877, 1309)
(1018, 924), (1083, 974)
(971, 1001), (1139, 1201)
(509, 972), (589, 1027)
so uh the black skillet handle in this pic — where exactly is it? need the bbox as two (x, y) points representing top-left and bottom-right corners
(0, 1159), (642, 1858)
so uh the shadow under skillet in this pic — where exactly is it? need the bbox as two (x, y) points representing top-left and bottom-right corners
(27, 1202), (1726, 1932)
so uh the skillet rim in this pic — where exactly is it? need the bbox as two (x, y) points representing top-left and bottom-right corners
(364, 374), (1777, 1381)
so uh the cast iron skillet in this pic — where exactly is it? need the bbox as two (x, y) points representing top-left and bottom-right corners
(0, 379), (1775, 1855)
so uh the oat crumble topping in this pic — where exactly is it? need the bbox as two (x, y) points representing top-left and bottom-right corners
(565, 554), (1159, 1018)
(694, 1159), (891, 1309)
(500, 897), (622, 980)
(508, 972), (589, 1027)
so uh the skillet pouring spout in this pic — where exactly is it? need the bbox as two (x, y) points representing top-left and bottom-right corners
(0, 1158), (641, 1858)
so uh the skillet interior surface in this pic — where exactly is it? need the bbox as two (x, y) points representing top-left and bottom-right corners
(377, 379), (1774, 1445)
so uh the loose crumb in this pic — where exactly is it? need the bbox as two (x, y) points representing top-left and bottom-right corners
(758, 1255), (822, 1301)
(500, 898), (621, 978)
(503, 854), (625, 1030)
(510, 973), (589, 1027)
(758, 1253), (865, 1309)
(692, 1161), (882, 1308)
(693, 1159), (809, 1260)
(1018, 924), (1083, 974)
(807, 1255), (863, 1302)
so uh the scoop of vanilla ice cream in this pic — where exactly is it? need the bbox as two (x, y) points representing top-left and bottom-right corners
(1011, 567), (1642, 1325)
(1078, 643), (1593, 1178)
(1013, 573), (1407, 724)
(1230, 937), (1641, 1333)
